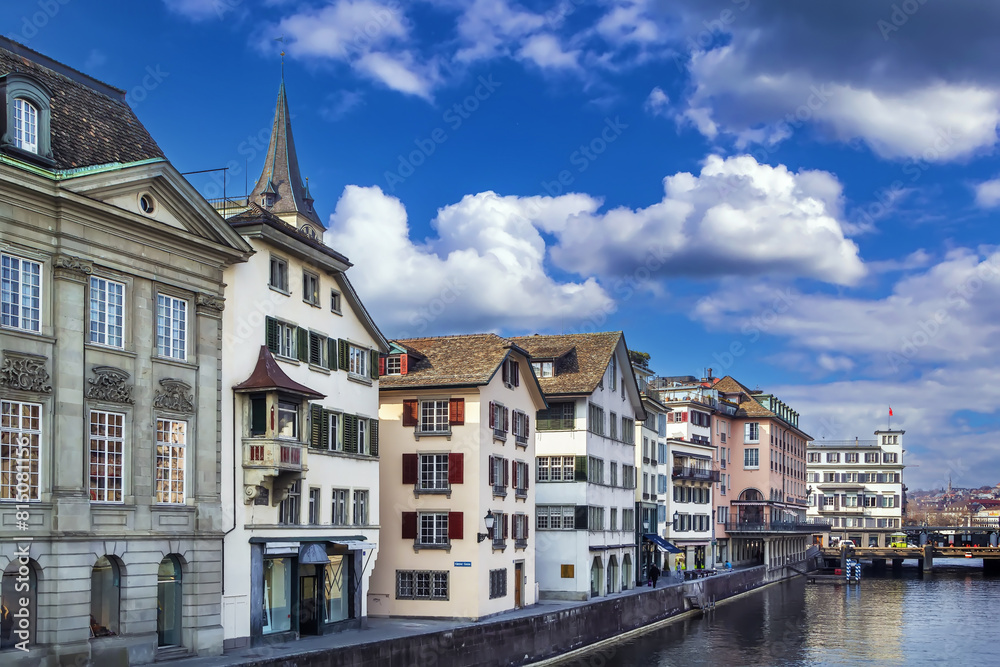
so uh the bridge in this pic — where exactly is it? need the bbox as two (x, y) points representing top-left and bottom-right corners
(819, 544), (1000, 573)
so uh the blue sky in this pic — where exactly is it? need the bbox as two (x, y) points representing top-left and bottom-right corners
(8, 0), (1000, 490)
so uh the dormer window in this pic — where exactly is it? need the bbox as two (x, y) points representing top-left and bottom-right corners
(531, 360), (553, 378)
(385, 354), (402, 375)
(1, 74), (53, 165)
(13, 98), (37, 153)
(262, 193), (275, 208)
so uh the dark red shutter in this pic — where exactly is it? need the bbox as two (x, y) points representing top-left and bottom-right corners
(402, 453), (418, 485)
(524, 462), (529, 489)
(402, 512), (417, 539)
(512, 462), (518, 490)
(503, 514), (509, 539)
(489, 456), (495, 485)
(504, 408), (509, 432)
(504, 459), (509, 487)
(448, 512), (464, 540)
(502, 360), (509, 384)
(449, 398), (465, 425)
(400, 354), (408, 374)
(513, 362), (520, 387)
(402, 399), (418, 427)
(525, 517), (529, 540)
(448, 452), (463, 484)
(681, 411), (688, 422)
(489, 402), (495, 428)
(379, 356), (385, 376)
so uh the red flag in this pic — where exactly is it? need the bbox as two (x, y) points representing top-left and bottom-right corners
(889, 407), (893, 417)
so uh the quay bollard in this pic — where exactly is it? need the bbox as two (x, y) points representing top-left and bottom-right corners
(923, 543), (934, 572)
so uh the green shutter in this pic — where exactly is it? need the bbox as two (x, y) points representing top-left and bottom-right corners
(575, 455), (588, 482)
(296, 327), (309, 362)
(327, 337), (338, 370)
(343, 414), (358, 453)
(338, 339), (349, 371)
(265, 317), (278, 353)
(320, 409), (330, 448)
(370, 419), (379, 457)
(310, 404), (322, 447)
(370, 350), (379, 380)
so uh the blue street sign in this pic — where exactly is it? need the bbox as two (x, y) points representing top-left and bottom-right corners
(454, 561), (472, 567)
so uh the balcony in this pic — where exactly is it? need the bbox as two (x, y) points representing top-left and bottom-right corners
(672, 466), (721, 482)
(242, 438), (307, 503)
(725, 520), (830, 534)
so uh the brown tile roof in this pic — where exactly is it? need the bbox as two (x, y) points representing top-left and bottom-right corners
(379, 334), (516, 389)
(0, 38), (164, 170)
(233, 346), (325, 399)
(713, 375), (777, 419)
(508, 332), (621, 396)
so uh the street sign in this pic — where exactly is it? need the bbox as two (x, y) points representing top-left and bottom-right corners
(454, 561), (472, 567)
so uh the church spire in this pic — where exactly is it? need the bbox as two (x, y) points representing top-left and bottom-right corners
(249, 75), (323, 229)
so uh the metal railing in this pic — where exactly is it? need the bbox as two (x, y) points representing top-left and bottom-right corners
(725, 520), (830, 533)
(672, 467), (721, 482)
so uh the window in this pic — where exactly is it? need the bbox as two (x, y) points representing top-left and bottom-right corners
(531, 360), (553, 377)
(156, 294), (187, 360)
(330, 289), (342, 313)
(845, 452), (859, 463)
(501, 358), (520, 388)
(864, 495), (877, 508)
(492, 510), (507, 547)
(883, 452), (898, 463)
(609, 355), (617, 392)
(385, 355), (401, 375)
(276, 401), (298, 439)
(610, 461), (618, 487)
(537, 455), (575, 482)
(420, 453), (449, 490)
(587, 456), (604, 484)
(623, 508), (634, 531)
(610, 507), (618, 531)
(308, 488), (321, 524)
(826, 452), (840, 463)
(744, 448), (759, 469)
(588, 506), (604, 531)
(881, 495), (895, 508)
(0, 400), (40, 501)
(609, 412), (618, 440)
(269, 256), (288, 292)
(537, 402), (574, 430)
(490, 455), (507, 496)
(308, 331), (326, 366)
(489, 569), (508, 599)
(419, 512), (449, 546)
(279, 480), (301, 524)
(396, 571), (448, 600)
(303, 271), (320, 305)
(155, 419), (186, 504)
(13, 98), (37, 153)
(490, 401), (507, 438)
(588, 403), (605, 436)
(844, 495), (858, 507)
(744, 422), (759, 443)
(420, 400), (449, 434)
(1, 253), (41, 332)
(331, 489), (348, 525)
(514, 460), (529, 497)
(353, 490), (369, 525)
(90, 556), (120, 637)
(89, 410), (124, 503)
(156, 556), (183, 646)
(717, 507), (728, 524)
(356, 417), (369, 455)
(273, 320), (296, 358)
(537, 505), (574, 529)
(623, 464), (636, 489)
(89, 276), (125, 348)
(324, 411), (342, 451)
(512, 410), (531, 445)
(621, 417), (635, 444)
(807, 452), (821, 463)
(349, 344), (368, 376)
(513, 513), (529, 545)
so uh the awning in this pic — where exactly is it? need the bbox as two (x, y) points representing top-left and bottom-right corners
(329, 539), (377, 551)
(299, 542), (330, 564)
(644, 534), (682, 553)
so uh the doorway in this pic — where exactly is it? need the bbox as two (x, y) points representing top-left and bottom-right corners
(514, 561), (524, 608)
(298, 565), (319, 636)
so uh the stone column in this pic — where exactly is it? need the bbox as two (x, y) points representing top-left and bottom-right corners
(193, 293), (225, 533)
(50, 255), (92, 531)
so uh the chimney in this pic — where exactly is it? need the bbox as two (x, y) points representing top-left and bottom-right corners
(707, 367), (713, 380)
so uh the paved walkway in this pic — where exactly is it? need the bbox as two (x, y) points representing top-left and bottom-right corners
(168, 573), (696, 666)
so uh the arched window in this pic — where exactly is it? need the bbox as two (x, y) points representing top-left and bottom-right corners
(12, 98), (38, 154)
(1, 558), (38, 650)
(91, 556), (121, 637)
(157, 555), (182, 647)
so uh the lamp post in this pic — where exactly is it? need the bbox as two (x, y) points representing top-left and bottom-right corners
(642, 520), (652, 582)
(477, 510), (495, 544)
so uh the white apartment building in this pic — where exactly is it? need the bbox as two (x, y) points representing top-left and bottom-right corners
(806, 430), (905, 547)
(511, 333), (645, 600)
(216, 78), (388, 648)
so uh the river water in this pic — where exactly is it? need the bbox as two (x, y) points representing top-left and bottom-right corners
(562, 560), (999, 667)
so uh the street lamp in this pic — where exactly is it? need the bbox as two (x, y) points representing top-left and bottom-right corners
(477, 510), (495, 543)
(673, 511), (679, 531)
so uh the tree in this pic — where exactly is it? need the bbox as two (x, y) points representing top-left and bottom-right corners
(629, 350), (651, 368)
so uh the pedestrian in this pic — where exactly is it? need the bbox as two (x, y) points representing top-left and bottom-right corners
(650, 563), (660, 588)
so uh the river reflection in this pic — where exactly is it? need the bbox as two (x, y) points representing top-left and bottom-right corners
(561, 560), (1000, 667)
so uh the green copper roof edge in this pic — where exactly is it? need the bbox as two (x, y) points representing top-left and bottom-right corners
(0, 155), (167, 180)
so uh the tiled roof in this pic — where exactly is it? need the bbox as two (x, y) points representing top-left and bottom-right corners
(508, 332), (621, 395)
(228, 202), (351, 267)
(713, 375), (778, 419)
(0, 38), (164, 170)
(233, 346), (325, 399)
(379, 334), (515, 389)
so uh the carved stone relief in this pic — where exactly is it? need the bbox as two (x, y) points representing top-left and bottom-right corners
(0, 351), (52, 393)
(153, 378), (195, 414)
(87, 366), (134, 404)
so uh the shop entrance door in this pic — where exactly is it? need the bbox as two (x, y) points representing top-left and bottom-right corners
(298, 573), (319, 636)
(514, 562), (524, 608)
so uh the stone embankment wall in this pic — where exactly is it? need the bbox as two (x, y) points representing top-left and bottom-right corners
(231, 566), (769, 667)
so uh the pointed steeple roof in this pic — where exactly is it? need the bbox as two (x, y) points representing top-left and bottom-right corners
(249, 79), (323, 228)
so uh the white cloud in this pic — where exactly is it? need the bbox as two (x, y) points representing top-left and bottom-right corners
(454, 0), (547, 63)
(975, 177), (1000, 208)
(162, 0), (233, 21)
(320, 90), (365, 122)
(643, 87), (670, 117)
(517, 34), (581, 71)
(324, 186), (612, 336)
(545, 154), (866, 286)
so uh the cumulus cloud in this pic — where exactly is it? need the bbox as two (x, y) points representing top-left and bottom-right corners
(643, 87), (670, 117)
(975, 178), (1000, 208)
(667, 0), (1000, 161)
(517, 34), (581, 71)
(162, 0), (234, 21)
(545, 154), (865, 285)
(324, 186), (612, 336)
